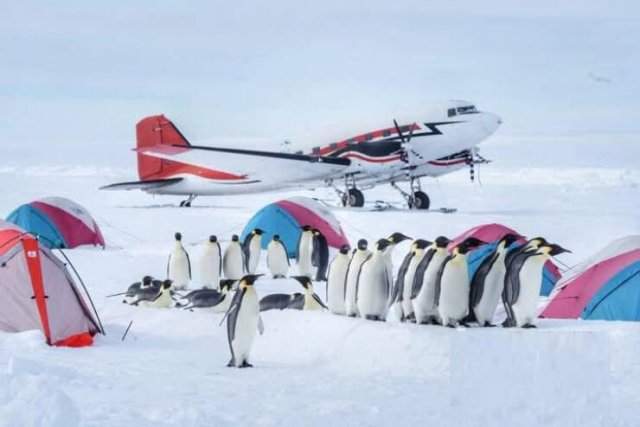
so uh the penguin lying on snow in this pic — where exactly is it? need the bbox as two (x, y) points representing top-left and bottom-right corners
(259, 293), (305, 312)
(223, 274), (265, 368)
(502, 242), (570, 328)
(122, 275), (156, 304)
(344, 239), (370, 317)
(466, 233), (521, 326)
(167, 232), (191, 290)
(291, 276), (328, 310)
(436, 237), (485, 327)
(412, 236), (451, 325)
(176, 280), (235, 311)
(130, 280), (174, 308)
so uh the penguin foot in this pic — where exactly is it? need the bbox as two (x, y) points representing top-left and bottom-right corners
(446, 323), (456, 329)
(365, 315), (377, 321)
(459, 322), (471, 328)
(226, 359), (235, 368)
(501, 319), (516, 328)
(484, 322), (497, 328)
(522, 323), (537, 329)
(239, 361), (253, 368)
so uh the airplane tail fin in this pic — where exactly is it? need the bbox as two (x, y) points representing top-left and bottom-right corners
(136, 115), (191, 180)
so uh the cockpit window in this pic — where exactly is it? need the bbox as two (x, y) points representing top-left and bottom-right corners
(457, 105), (477, 114)
(447, 108), (457, 117)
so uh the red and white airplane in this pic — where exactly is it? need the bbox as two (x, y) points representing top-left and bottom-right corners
(101, 100), (501, 209)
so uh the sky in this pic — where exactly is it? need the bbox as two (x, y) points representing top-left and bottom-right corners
(1, 1), (639, 164)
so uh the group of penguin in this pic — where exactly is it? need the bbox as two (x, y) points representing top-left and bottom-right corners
(117, 227), (568, 369)
(326, 233), (569, 328)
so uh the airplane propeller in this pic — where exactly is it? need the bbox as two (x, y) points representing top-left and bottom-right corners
(393, 119), (419, 165)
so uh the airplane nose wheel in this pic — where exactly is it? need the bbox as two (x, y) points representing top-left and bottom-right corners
(342, 188), (365, 208)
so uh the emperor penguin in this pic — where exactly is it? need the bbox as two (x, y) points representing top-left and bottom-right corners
(167, 232), (191, 290)
(223, 235), (245, 280)
(389, 245), (416, 320)
(296, 225), (314, 277)
(436, 237), (485, 327)
(291, 276), (328, 310)
(177, 280), (234, 312)
(344, 239), (370, 317)
(357, 238), (394, 321)
(326, 244), (351, 315)
(467, 233), (520, 326)
(242, 228), (263, 274)
(198, 235), (222, 289)
(224, 274), (264, 368)
(311, 229), (330, 281)
(503, 243), (570, 328)
(122, 275), (153, 304)
(412, 236), (451, 324)
(398, 239), (432, 322)
(132, 280), (174, 308)
(267, 235), (289, 278)
(502, 237), (548, 323)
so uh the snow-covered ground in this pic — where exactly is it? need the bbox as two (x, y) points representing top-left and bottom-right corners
(0, 134), (639, 426)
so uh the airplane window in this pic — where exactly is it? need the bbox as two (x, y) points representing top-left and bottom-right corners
(457, 105), (477, 114)
(448, 108), (457, 117)
(365, 134), (373, 141)
(382, 130), (391, 137)
(312, 147), (320, 154)
(329, 143), (338, 149)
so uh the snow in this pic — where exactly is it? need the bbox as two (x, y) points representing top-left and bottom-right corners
(0, 132), (639, 426)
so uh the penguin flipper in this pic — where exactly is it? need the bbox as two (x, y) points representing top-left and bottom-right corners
(225, 288), (246, 344)
(288, 293), (305, 310)
(434, 255), (454, 307)
(257, 316), (265, 335)
(166, 254), (171, 278)
(312, 292), (328, 310)
(391, 252), (414, 306)
(469, 251), (499, 310)
(185, 249), (192, 279)
(411, 249), (434, 299)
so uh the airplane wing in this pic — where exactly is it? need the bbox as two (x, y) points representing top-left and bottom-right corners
(100, 178), (184, 191)
(137, 144), (350, 187)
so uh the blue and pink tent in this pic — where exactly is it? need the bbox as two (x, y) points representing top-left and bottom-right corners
(542, 236), (640, 321)
(6, 197), (105, 249)
(450, 223), (562, 296)
(241, 197), (349, 258)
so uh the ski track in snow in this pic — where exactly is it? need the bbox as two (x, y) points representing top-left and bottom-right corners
(0, 137), (639, 426)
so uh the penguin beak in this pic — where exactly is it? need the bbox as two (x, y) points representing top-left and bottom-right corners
(548, 244), (571, 256)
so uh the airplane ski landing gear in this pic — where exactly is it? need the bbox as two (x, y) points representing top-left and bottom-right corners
(342, 188), (365, 208)
(391, 179), (430, 210)
(179, 194), (197, 207)
(327, 176), (366, 208)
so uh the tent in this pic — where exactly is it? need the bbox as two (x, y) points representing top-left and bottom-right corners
(241, 197), (349, 258)
(0, 221), (103, 346)
(541, 237), (640, 321)
(452, 223), (562, 296)
(6, 197), (105, 249)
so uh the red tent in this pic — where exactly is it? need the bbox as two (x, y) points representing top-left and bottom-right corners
(0, 221), (103, 346)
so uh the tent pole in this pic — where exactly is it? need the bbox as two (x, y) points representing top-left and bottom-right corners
(56, 249), (106, 336)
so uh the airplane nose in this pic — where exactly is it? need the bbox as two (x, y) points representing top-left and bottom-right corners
(481, 112), (502, 135)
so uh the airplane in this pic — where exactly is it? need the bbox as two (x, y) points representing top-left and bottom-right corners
(101, 100), (501, 209)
